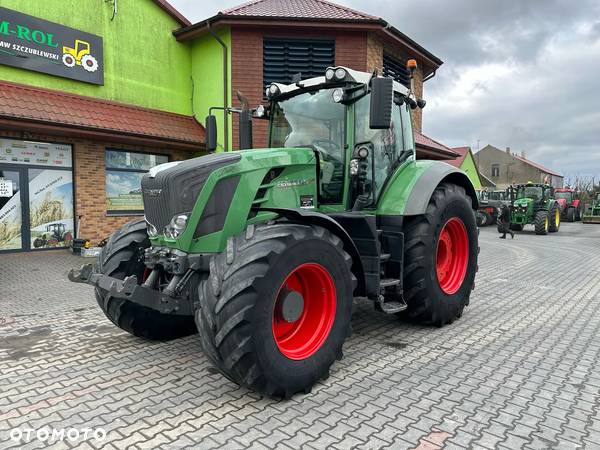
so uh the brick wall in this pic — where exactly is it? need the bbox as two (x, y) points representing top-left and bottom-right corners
(231, 27), (368, 149)
(0, 129), (193, 245)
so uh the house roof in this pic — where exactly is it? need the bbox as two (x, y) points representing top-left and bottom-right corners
(152, 0), (192, 26)
(174, 0), (443, 70)
(415, 132), (460, 159)
(221, 0), (378, 20)
(513, 154), (562, 178)
(0, 81), (204, 147)
(446, 146), (470, 168)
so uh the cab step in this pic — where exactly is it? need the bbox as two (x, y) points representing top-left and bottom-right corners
(377, 296), (408, 314)
(380, 278), (400, 288)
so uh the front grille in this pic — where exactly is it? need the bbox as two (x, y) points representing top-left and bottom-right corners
(142, 153), (241, 233)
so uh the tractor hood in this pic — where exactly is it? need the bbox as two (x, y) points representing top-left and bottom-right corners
(141, 148), (318, 253)
(514, 198), (533, 207)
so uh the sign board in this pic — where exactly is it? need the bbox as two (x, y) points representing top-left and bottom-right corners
(0, 7), (103, 85)
(0, 179), (12, 197)
(0, 139), (72, 168)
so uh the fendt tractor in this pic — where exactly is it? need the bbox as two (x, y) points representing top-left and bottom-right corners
(554, 188), (583, 222)
(509, 183), (560, 235)
(70, 64), (479, 398)
(583, 192), (600, 224)
(477, 189), (511, 226)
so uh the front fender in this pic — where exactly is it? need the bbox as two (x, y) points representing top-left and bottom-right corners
(377, 161), (478, 216)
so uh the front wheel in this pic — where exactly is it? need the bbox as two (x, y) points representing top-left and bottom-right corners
(567, 207), (575, 222)
(195, 223), (355, 398)
(402, 183), (478, 326)
(95, 219), (196, 340)
(534, 210), (549, 235)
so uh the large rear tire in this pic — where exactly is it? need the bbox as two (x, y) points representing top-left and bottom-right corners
(95, 219), (196, 340)
(534, 210), (549, 235)
(195, 222), (354, 398)
(402, 183), (478, 326)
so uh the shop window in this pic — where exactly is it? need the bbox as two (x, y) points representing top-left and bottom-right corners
(263, 38), (335, 92)
(383, 54), (410, 89)
(491, 164), (500, 177)
(105, 150), (168, 215)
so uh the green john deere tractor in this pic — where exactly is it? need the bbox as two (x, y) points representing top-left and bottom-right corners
(69, 65), (479, 398)
(582, 192), (600, 224)
(508, 183), (560, 235)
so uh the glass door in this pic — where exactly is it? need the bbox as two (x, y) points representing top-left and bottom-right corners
(0, 168), (23, 251)
(28, 168), (74, 250)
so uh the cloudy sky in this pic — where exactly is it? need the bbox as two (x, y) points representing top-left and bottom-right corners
(171, 0), (600, 180)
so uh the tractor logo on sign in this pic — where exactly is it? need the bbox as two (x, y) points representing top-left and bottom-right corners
(62, 39), (98, 72)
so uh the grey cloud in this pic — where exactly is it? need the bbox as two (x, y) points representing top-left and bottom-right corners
(170, 0), (600, 178)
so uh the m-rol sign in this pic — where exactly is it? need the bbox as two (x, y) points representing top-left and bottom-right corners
(0, 7), (103, 85)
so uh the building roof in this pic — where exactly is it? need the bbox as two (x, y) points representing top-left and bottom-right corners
(221, 0), (378, 20)
(0, 81), (204, 147)
(513, 154), (562, 178)
(152, 0), (192, 26)
(445, 146), (470, 168)
(174, 0), (443, 70)
(415, 132), (460, 159)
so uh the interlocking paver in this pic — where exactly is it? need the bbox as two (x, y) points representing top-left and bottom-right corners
(1, 223), (600, 449)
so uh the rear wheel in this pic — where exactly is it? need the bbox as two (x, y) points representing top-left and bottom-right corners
(575, 206), (582, 221)
(195, 223), (354, 398)
(402, 183), (478, 326)
(95, 219), (196, 340)
(534, 210), (549, 235)
(549, 205), (560, 232)
(567, 207), (575, 222)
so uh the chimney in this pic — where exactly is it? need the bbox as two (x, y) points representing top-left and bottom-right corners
(505, 146), (511, 154)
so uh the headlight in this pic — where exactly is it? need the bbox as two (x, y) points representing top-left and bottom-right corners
(332, 88), (344, 103)
(266, 84), (280, 98)
(325, 68), (335, 81)
(164, 213), (189, 239)
(334, 68), (347, 80)
(349, 159), (359, 176)
(255, 104), (266, 117)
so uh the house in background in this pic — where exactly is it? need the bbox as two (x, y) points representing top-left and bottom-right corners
(174, 0), (447, 152)
(475, 145), (563, 189)
(444, 147), (482, 190)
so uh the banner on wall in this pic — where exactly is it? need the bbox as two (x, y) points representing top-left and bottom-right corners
(0, 139), (72, 168)
(28, 169), (74, 249)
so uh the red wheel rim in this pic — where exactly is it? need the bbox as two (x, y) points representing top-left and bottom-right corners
(436, 217), (469, 295)
(272, 263), (336, 360)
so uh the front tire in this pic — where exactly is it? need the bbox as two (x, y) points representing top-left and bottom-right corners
(402, 183), (478, 326)
(95, 219), (196, 340)
(195, 222), (354, 398)
(567, 207), (575, 222)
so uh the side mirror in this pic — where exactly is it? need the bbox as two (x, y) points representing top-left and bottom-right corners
(239, 110), (253, 150)
(369, 77), (393, 129)
(205, 115), (218, 152)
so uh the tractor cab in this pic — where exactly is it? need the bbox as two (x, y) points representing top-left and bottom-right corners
(47, 222), (66, 237)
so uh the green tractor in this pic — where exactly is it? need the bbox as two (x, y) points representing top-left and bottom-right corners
(69, 65), (478, 398)
(582, 192), (600, 224)
(507, 183), (560, 235)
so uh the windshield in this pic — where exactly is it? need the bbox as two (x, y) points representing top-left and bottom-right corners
(270, 89), (346, 203)
(517, 186), (542, 200)
(555, 192), (572, 201)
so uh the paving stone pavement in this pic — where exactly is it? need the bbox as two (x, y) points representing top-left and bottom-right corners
(1, 222), (600, 450)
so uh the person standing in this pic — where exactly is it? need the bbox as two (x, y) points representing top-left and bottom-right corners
(497, 204), (514, 239)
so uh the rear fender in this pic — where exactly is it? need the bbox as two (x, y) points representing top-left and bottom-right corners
(377, 160), (478, 216)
